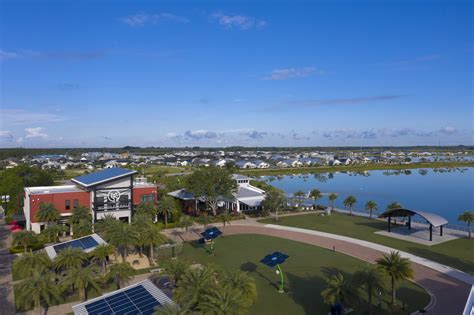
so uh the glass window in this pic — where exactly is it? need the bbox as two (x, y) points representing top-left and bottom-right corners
(65, 200), (70, 210)
(140, 194), (154, 204)
(73, 199), (79, 208)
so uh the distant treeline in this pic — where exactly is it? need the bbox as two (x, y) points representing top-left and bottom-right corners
(0, 145), (473, 160)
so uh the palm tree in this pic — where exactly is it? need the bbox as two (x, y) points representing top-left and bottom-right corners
(343, 195), (357, 216)
(293, 190), (306, 201)
(157, 196), (176, 228)
(72, 218), (93, 238)
(94, 213), (120, 239)
(107, 262), (135, 289)
(219, 211), (232, 235)
(179, 215), (194, 241)
(16, 270), (62, 315)
(386, 202), (402, 210)
(12, 230), (37, 253)
(141, 224), (167, 265)
(376, 251), (414, 306)
(135, 203), (157, 219)
(175, 265), (215, 310)
(309, 189), (322, 208)
(365, 200), (378, 219)
(161, 259), (189, 284)
(36, 203), (60, 227)
(224, 270), (257, 307)
(62, 265), (101, 301)
(13, 251), (51, 278)
(199, 212), (211, 229)
(68, 206), (91, 225)
(53, 247), (88, 271)
(133, 213), (152, 257)
(328, 193), (338, 212)
(90, 244), (115, 275)
(321, 272), (358, 307)
(154, 304), (190, 315)
(354, 265), (385, 315)
(108, 222), (139, 262)
(199, 284), (247, 315)
(458, 211), (474, 239)
(261, 189), (286, 221)
(42, 224), (69, 243)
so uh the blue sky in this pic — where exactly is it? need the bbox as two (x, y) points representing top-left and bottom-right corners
(0, 0), (472, 148)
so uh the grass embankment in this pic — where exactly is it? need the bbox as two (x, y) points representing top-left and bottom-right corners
(259, 213), (474, 274)
(240, 161), (474, 176)
(181, 234), (430, 315)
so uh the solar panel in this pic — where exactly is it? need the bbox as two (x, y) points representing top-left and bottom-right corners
(53, 236), (98, 254)
(73, 168), (136, 187)
(260, 251), (289, 268)
(200, 227), (222, 240)
(80, 237), (98, 249)
(84, 284), (161, 315)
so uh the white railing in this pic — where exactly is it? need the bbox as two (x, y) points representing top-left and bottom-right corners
(463, 286), (474, 315)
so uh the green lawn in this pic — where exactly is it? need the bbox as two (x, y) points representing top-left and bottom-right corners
(180, 234), (430, 315)
(259, 213), (474, 274)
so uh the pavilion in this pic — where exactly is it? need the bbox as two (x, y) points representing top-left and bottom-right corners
(379, 208), (448, 242)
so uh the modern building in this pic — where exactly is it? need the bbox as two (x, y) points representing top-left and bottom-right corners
(23, 168), (158, 234)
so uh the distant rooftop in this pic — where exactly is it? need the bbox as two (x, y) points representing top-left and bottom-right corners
(72, 168), (137, 188)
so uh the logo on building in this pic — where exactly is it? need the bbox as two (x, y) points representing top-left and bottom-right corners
(107, 190), (121, 203)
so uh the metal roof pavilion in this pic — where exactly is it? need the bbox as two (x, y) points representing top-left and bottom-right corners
(379, 208), (448, 228)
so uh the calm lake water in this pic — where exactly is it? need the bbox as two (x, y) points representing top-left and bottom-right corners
(259, 167), (474, 224)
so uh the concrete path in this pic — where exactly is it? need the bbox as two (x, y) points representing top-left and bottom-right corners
(0, 219), (16, 315)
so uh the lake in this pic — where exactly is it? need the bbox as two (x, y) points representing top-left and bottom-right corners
(259, 167), (474, 225)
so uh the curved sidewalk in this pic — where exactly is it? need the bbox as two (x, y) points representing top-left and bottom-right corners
(220, 223), (472, 315)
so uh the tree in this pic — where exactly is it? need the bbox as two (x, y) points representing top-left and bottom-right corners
(42, 224), (69, 243)
(160, 259), (189, 284)
(133, 213), (153, 257)
(199, 284), (247, 315)
(63, 265), (101, 301)
(68, 206), (91, 225)
(376, 251), (414, 306)
(458, 211), (474, 239)
(36, 203), (60, 227)
(386, 202), (402, 210)
(53, 247), (88, 271)
(135, 203), (157, 219)
(90, 244), (115, 275)
(224, 270), (257, 307)
(175, 265), (216, 310)
(16, 270), (61, 315)
(309, 189), (322, 208)
(293, 190), (306, 201)
(108, 221), (139, 263)
(12, 230), (37, 253)
(13, 251), (51, 278)
(157, 196), (177, 228)
(328, 193), (338, 212)
(72, 219), (93, 238)
(154, 304), (189, 315)
(179, 215), (194, 241)
(365, 200), (378, 219)
(141, 224), (167, 265)
(107, 262), (135, 289)
(262, 189), (286, 221)
(198, 212), (211, 229)
(94, 213), (121, 241)
(354, 265), (385, 315)
(186, 167), (237, 216)
(219, 211), (232, 235)
(343, 195), (357, 216)
(321, 272), (358, 307)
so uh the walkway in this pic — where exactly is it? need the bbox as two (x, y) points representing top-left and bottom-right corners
(0, 219), (16, 315)
(165, 218), (472, 315)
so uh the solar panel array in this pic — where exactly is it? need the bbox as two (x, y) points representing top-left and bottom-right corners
(53, 236), (98, 254)
(200, 227), (222, 240)
(260, 251), (289, 268)
(73, 168), (136, 187)
(85, 284), (161, 315)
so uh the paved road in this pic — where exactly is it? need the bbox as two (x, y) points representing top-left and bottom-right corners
(0, 219), (16, 315)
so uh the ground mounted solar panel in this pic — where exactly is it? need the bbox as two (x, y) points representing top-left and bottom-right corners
(53, 236), (98, 254)
(80, 236), (99, 249)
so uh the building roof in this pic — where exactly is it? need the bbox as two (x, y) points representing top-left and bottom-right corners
(236, 187), (264, 198)
(72, 168), (137, 188)
(232, 174), (251, 181)
(44, 234), (106, 259)
(168, 189), (199, 201)
(72, 279), (174, 315)
(26, 185), (84, 195)
(379, 208), (448, 227)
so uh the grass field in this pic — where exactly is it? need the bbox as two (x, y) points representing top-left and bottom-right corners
(180, 234), (430, 315)
(259, 213), (474, 274)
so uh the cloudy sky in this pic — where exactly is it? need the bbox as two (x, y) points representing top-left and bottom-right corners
(0, 0), (472, 148)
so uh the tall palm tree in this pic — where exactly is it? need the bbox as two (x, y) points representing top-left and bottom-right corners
(133, 213), (152, 257)
(365, 200), (378, 219)
(90, 244), (115, 275)
(386, 202), (402, 211)
(179, 215), (194, 241)
(12, 230), (37, 253)
(135, 203), (157, 219)
(107, 262), (135, 289)
(261, 189), (286, 221)
(343, 195), (357, 216)
(199, 212), (211, 229)
(42, 224), (69, 243)
(36, 203), (60, 227)
(53, 247), (88, 271)
(175, 265), (215, 310)
(161, 259), (189, 284)
(72, 218), (93, 238)
(141, 224), (167, 265)
(309, 189), (322, 208)
(16, 270), (62, 315)
(354, 265), (385, 315)
(199, 284), (247, 315)
(68, 206), (91, 225)
(458, 211), (474, 239)
(157, 196), (176, 228)
(62, 265), (101, 301)
(13, 251), (51, 278)
(219, 211), (232, 235)
(293, 190), (306, 201)
(328, 193), (338, 212)
(321, 272), (358, 307)
(154, 304), (189, 315)
(94, 213), (120, 239)
(108, 222), (139, 262)
(224, 270), (257, 307)
(376, 251), (414, 306)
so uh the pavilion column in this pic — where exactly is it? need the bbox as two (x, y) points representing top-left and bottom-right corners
(429, 224), (433, 241)
(440, 225), (443, 236)
(388, 216), (391, 232)
(408, 216), (411, 230)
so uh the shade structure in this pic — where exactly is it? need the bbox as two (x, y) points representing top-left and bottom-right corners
(260, 251), (289, 268)
(200, 227), (222, 240)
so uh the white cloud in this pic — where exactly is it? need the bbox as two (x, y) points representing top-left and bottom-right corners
(121, 13), (189, 27)
(0, 50), (19, 60)
(439, 126), (458, 135)
(212, 12), (267, 30)
(25, 127), (48, 138)
(263, 67), (322, 80)
(0, 130), (14, 141)
(0, 108), (65, 124)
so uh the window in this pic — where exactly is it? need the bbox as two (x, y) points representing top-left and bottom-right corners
(65, 200), (70, 210)
(140, 194), (154, 204)
(73, 199), (79, 208)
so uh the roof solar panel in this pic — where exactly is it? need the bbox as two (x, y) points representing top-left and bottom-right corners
(80, 237), (99, 249)
(72, 168), (136, 187)
(53, 236), (100, 255)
